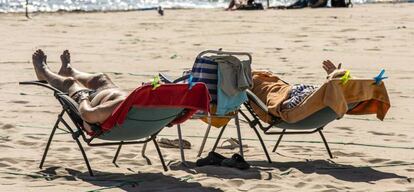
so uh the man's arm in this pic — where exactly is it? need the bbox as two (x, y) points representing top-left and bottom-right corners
(78, 97), (122, 124)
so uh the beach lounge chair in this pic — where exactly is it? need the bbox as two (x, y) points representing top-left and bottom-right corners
(19, 80), (210, 176)
(231, 78), (390, 162)
(158, 50), (254, 165)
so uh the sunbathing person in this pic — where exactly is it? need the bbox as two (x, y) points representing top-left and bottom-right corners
(277, 0), (350, 9)
(226, 0), (264, 11)
(31, 49), (128, 132)
(280, 60), (346, 109)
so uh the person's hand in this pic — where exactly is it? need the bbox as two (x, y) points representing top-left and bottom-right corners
(322, 60), (342, 75)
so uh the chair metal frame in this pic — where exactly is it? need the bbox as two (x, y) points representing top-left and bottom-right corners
(170, 50), (274, 165)
(238, 89), (334, 159)
(20, 81), (172, 176)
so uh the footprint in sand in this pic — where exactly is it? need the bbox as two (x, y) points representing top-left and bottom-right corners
(8, 100), (29, 104)
(368, 131), (395, 136)
(406, 168), (414, 172)
(365, 47), (381, 51)
(296, 34), (308, 38)
(336, 126), (353, 131)
(362, 158), (390, 164)
(2, 124), (15, 130)
(293, 40), (306, 43)
(294, 182), (307, 188)
(332, 151), (365, 157)
(16, 140), (39, 146)
(340, 28), (358, 32)
(0, 144), (13, 148)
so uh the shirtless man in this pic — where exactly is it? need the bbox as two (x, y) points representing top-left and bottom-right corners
(32, 49), (128, 132)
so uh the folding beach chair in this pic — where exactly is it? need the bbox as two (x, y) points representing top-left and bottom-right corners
(237, 89), (356, 161)
(234, 78), (389, 162)
(19, 80), (210, 176)
(158, 50), (255, 165)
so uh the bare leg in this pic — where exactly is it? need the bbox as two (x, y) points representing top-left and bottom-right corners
(58, 50), (117, 90)
(226, 0), (236, 10)
(32, 49), (84, 96)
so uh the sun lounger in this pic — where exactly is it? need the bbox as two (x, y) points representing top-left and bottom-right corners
(234, 78), (390, 162)
(158, 50), (253, 165)
(19, 80), (210, 176)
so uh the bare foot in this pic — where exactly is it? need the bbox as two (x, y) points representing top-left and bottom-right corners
(32, 49), (48, 81)
(58, 50), (72, 76)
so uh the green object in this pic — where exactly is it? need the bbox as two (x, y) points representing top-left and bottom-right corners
(98, 108), (183, 141)
(151, 76), (161, 90)
(341, 70), (351, 85)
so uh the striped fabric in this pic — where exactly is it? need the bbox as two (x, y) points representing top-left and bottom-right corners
(284, 84), (318, 109)
(191, 56), (218, 103)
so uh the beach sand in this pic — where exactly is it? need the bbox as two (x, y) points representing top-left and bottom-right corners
(0, 3), (413, 191)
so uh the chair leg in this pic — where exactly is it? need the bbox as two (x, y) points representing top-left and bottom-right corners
(112, 141), (123, 165)
(318, 130), (333, 158)
(153, 138), (168, 171)
(272, 129), (286, 152)
(176, 124), (188, 167)
(39, 114), (62, 169)
(235, 114), (244, 157)
(141, 141), (152, 165)
(74, 136), (94, 176)
(197, 124), (212, 157)
(212, 124), (227, 152)
(252, 126), (272, 163)
(59, 117), (94, 176)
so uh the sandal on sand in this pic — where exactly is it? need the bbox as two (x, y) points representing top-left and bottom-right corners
(158, 138), (191, 149)
(221, 153), (250, 170)
(196, 151), (226, 167)
(217, 138), (248, 150)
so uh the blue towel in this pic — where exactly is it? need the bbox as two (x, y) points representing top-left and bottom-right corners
(216, 67), (248, 115)
(191, 57), (218, 103)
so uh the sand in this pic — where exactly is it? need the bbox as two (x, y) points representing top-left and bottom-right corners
(0, 3), (413, 191)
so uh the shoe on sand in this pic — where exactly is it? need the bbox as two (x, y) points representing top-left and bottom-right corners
(221, 153), (250, 170)
(196, 151), (226, 167)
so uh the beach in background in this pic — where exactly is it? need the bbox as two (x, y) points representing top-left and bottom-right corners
(1, 0), (413, 12)
(0, 3), (414, 191)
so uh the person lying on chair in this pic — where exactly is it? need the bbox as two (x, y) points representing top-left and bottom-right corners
(279, 60), (347, 110)
(31, 49), (128, 133)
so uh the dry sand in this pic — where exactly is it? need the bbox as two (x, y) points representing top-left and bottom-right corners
(0, 3), (414, 191)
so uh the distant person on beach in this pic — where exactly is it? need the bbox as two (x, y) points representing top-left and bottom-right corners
(278, 0), (351, 9)
(31, 49), (128, 132)
(226, 0), (264, 10)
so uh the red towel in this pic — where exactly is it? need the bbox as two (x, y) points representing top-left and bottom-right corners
(100, 83), (210, 132)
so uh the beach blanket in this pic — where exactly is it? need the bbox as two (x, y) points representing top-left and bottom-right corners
(250, 71), (390, 124)
(101, 83), (211, 132)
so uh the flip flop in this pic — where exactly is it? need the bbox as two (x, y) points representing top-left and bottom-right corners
(158, 138), (191, 149)
(217, 138), (248, 150)
(196, 151), (226, 167)
(221, 153), (250, 170)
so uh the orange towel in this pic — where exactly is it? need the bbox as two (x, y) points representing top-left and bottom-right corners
(249, 71), (292, 123)
(250, 71), (391, 124)
(279, 79), (390, 123)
